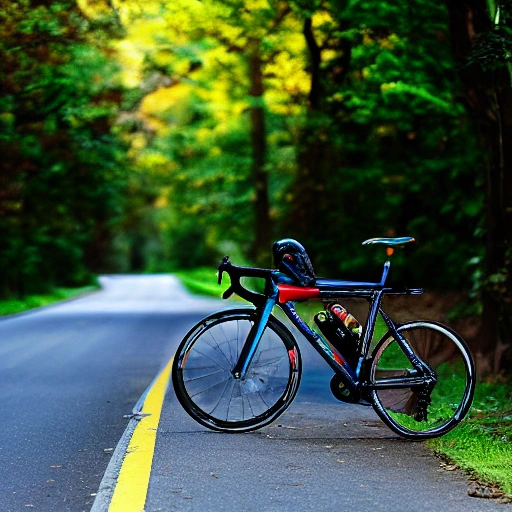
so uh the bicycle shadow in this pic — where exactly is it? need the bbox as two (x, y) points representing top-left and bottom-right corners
(250, 401), (399, 441)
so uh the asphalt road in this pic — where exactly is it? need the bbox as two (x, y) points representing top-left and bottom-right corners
(1, 275), (510, 512)
(0, 275), (221, 512)
(145, 334), (512, 512)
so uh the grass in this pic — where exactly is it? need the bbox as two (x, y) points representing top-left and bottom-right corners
(430, 423), (512, 495)
(175, 267), (512, 498)
(174, 267), (224, 298)
(0, 285), (99, 316)
(428, 378), (512, 497)
(175, 266), (267, 301)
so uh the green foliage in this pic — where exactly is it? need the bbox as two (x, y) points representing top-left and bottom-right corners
(0, 0), (490, 301)
(114, 0), (309, 266)
(175, 267), (224, 297)
(430, 422), (512, 497)
(0, 0), (132, 297)
(0, 284), (99, 316)
(466, 0), (512, 74)
(280, 0), (484, 288)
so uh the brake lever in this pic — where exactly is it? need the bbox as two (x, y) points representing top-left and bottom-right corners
(217, 255), (230, 285)
(222, 286), (234, 299)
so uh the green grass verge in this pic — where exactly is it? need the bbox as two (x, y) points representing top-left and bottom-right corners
(175, 267), (268, 300)
(174, 269), (512, 496)
(0, 285), (99, 316)
(428, 378), (512, 497)
(429, 423), (512, 495)
(174, 267), (224, 298)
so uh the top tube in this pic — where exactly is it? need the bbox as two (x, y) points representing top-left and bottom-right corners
(218, 236), (421, 305)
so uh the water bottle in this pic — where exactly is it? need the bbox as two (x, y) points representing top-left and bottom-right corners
(314, 304), (361, 366)
(328, 304), (362, 339)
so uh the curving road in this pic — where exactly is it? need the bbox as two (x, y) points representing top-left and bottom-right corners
(0, 275), (221, 512)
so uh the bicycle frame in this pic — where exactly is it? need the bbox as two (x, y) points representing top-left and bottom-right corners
(278, 289), (434, 396)
(174, 241), (474, 439)
(220, 257), (434, 397)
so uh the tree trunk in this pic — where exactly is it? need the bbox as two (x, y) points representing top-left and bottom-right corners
(248, 42), (271, 266)
(286, 18), (328, 245)
(288, 18), (351, 248)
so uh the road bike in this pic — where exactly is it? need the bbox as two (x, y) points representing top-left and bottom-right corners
(172, 237), (475, 440)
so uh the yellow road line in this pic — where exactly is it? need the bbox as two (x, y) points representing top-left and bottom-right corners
(109, 357), (174, 512)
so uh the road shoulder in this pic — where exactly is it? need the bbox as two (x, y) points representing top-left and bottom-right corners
(91, 357), (174, 512)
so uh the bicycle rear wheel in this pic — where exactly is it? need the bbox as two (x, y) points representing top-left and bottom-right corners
(369, 321), (475, 439)
(172, 308), (301, 433)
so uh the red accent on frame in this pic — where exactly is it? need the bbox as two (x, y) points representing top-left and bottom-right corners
(277, 285), (320, 303)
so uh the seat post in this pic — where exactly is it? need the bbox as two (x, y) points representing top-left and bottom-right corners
(380, 261), (391, 287)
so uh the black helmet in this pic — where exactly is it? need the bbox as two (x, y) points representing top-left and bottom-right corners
(272, 238), (316, 287)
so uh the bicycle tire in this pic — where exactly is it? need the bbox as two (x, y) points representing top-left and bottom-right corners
(172, 308), (301, 433)
(369, 321), (475, 439)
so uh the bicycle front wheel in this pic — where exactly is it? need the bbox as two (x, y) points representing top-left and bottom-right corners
(172, 308), (301, 433)
(369, 321), (475, 439)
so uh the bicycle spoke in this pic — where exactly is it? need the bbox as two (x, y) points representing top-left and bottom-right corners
(188, 346), (231, 372)
(251, 354), (288, 369)
(207, 377), (234, 416)
(183, 367), (226, 383)
(207, 329), (233, 367)
(189, 373), (231, 399)
(219, 321), (236, 364)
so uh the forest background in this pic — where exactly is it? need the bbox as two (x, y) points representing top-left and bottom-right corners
(1, 0), (511, 373)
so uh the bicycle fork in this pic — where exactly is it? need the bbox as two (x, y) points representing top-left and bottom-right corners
(231, 284), (278, 380)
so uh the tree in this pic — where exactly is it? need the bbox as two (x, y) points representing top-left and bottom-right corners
(112, 0), (309, 267)
(447, 0), (512, 373)
(283, 0), (482, 284)
(0, 0), (130, 296)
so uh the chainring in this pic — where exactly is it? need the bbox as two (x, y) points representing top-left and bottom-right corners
(330, 374), (361, 404)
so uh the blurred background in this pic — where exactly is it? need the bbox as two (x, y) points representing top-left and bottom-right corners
(1, 0), (511, 373)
